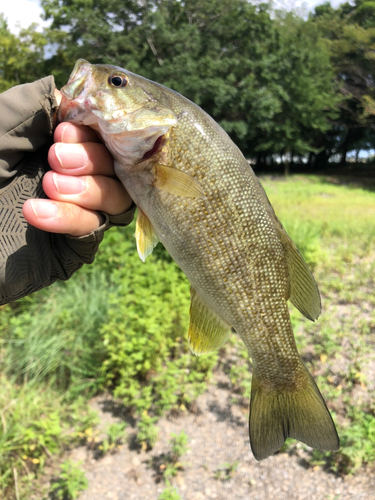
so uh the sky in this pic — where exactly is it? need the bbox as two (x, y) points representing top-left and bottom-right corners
(1, 0), (351, 34)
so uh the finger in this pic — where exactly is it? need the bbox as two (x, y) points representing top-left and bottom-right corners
(42, 171), (132, 215)
(23, 199), (104, 237)
(54, 89), (62, 107)
(54, 122), (101, 143)
(48, 142), (115, 176)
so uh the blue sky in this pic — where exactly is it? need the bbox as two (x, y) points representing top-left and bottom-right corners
(2, 0), (350, 34)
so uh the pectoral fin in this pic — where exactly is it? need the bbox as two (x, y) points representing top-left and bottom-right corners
(153, 163), (204, 198)
(135, 209), (159, 262)
(188, 287), (231, 355)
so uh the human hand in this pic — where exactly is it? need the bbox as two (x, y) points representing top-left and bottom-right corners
(23, 92), (132, 237)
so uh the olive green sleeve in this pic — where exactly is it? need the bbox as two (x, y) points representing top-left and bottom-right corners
(0, 77), (135, 305)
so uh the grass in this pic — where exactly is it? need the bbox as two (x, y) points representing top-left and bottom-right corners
(0, 171), (374, 497)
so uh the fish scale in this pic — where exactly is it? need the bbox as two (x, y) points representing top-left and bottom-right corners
(59, 59), (340, 461)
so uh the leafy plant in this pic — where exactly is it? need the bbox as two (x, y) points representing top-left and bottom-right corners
(99, 422), (127, 455)
(99, 225), (218, 418)
(214, 461), (239, 481)
(158, 481), (181, 500)
(136, 413), (159, 451)
(169, 431), (189, 463)
(50, 460), (88, 499)
(160, 431), (189, 481)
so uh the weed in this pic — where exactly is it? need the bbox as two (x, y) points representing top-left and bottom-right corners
(99, 422), (127, 455)
(169, 431), (189, 463)
(0, 376), (97, 498)
(136, 412), (159, 451)
(158, 481), (181, 500)
(50, 460), (88, 499)
(214, 461), (239, 481)
(99, 224), (218, 417)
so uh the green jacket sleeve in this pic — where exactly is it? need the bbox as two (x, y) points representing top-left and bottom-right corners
(0, 77), (135, 305)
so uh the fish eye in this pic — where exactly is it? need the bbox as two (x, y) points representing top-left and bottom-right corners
(108, 75), (128, 88)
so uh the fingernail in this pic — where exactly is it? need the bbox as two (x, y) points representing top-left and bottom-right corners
(53, 172), (85, 194)
(55, 143), (88, 169)
(30, 200), (58, 219)
(59, 122), (69, 143)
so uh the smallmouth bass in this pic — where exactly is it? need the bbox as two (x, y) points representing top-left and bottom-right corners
(59, 59), (339, 460)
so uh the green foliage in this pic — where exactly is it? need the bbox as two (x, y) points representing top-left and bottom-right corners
(99, 224), (218, 417)
(136, 413), (159, 451)
(169, 431), (189, 463)
(214, 461), (239, 481)
(40, 0), (339, 159)
(161, 431), (189, 481)
(0, 269), (116, 397)
(99, 422), (128, 455)
(50, 460), (88, 499)
(310, 0), (375, 162)
(0, 15), (48, 92)
(158, 482), (181, 500)
(0, 376), (97, 497)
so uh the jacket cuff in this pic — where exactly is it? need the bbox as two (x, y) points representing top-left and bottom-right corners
(65, 203), (137, 243)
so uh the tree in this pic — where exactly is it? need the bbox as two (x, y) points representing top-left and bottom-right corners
(312, 2), (375, 163)
(0, 14), (47, 92)
(41, 0), (341, 164)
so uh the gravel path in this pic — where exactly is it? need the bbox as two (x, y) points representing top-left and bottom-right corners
(71, 374), (375, 500)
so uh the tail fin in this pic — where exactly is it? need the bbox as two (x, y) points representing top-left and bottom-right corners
(249, 368), (340, 461)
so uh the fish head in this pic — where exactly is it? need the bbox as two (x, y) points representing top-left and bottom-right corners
(59, 59), (177, 162)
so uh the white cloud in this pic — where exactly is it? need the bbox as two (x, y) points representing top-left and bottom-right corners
(1, 0), (49, 34)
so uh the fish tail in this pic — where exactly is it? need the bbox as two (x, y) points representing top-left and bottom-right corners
(249, 366), (340, 461)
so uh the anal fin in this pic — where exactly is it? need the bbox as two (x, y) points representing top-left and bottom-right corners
(135, 209), (159, 262)
(189, 287), (231, 355)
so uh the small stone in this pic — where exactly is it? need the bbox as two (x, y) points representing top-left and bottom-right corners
(132, 456), (141, 467)
(176, 475), (185, 486)
(194, 493), (205, 500)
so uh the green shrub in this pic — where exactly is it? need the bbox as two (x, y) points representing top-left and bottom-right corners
(50, 460), (88, 499)
(136, 412), (159, 451)
(0, 376), (97, 498)
(99, 225), (218, 417)
(158, 482), (181, 500)
(99, 422), (128, 455)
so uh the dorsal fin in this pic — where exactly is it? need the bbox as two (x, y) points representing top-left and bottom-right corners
(188, 287), (231, 355)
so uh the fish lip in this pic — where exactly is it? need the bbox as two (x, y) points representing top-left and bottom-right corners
(58, 59), (95, 123)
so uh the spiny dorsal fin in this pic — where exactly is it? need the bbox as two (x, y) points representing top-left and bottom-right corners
(277, 225), (321, 321)
(153, 163), (204, 199)
(249, 365), (340, 461)
(189, 287), (231, 355)
(135, 208), (159, 262)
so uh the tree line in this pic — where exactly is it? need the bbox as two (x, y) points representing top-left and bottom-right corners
(1, 0), (375, 167)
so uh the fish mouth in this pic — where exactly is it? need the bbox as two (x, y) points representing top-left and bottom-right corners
(58, 59), (93, 123)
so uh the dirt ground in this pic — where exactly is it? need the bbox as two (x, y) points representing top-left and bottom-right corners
(69, 372), (375, 500)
